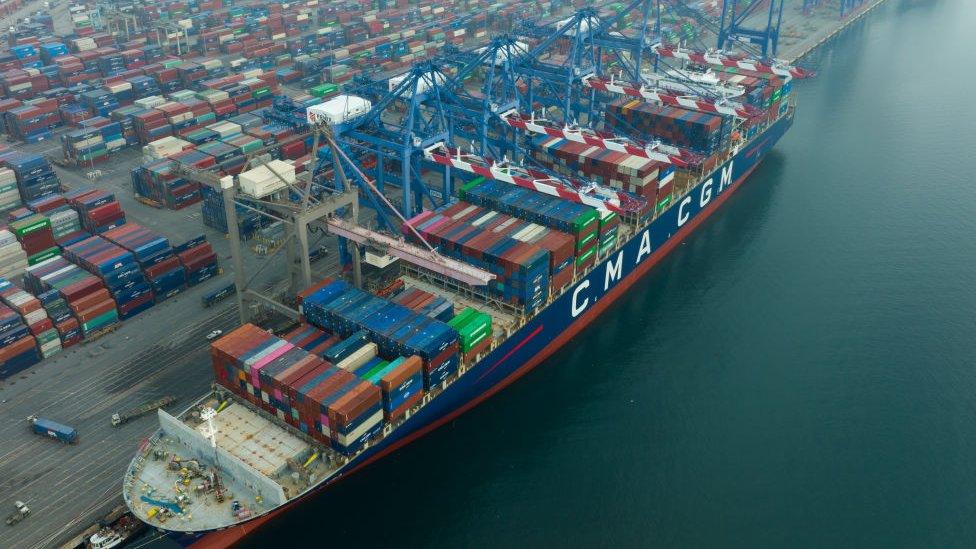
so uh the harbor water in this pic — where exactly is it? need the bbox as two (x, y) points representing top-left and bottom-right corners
(149, 1), (976, 547)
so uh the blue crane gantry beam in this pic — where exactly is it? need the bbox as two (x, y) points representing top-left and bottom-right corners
(716, 0), (786, 57)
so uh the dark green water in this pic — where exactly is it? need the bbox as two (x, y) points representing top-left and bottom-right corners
(151, 1), (976, 547)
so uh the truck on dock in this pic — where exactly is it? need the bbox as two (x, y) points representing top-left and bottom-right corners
(4, 501), (29, 526)
(112, 396), (177, 426)
(201, 282), (236, 308)
(27, 416), (77, 444)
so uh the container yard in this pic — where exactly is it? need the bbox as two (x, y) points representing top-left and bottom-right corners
(0, 0), (892, 547)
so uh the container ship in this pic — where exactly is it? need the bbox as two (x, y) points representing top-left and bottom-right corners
(122, 32), (802, 549)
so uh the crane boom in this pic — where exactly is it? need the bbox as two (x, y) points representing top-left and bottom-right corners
(423, 144), (647, 215)
(498, 109), (701, 168)
(651, 44), (813, 80)
(582, 73), (762, 119)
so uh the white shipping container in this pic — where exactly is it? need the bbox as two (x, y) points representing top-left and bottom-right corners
(333, 410), (383, 446)
(107, 82), (133, 93)
(105, 138), (127, 151)
(336, 342), (378, 372)
(134, 96), (165, 109)
(472, 211), (498, 226)
(143, 136), (191, 159)
(0, 168), (17, 185)
(238, 160), (296, 198)
(24, 309), (48, 325)
(306, 95), (371, 126)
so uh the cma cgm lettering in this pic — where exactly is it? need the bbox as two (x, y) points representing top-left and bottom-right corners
(571, 158), (737, 319)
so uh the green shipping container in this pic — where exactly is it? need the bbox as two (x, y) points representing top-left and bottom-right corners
(310, 83), (339, 97)
(361, 360), (390, 381)
(457, 176), (486, 199)
(656, 195), (672, 211)
(83, 310), (119, 334)
(576, 248), (596, 266)
(37, 329), (60, 345)
(598, 211), (618, 228)
(11, 215), (51, 237)
(27, 246), (61, 265)
(576, 231), (597, 251)
(573, 210), (600, 233)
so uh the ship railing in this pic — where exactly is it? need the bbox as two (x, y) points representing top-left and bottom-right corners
(400, 262), (523, 317)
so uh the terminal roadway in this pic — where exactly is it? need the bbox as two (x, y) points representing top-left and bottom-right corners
(0, 297), (242, 549)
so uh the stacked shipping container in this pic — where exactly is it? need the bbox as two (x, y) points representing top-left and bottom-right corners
(211, 321), (428, 456)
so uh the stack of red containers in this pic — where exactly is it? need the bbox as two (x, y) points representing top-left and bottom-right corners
(9, 214), (58, 265)
(177, 240), (219, 286)
(530, 136), (664, 200)
(66, 189), (125, 233)
(0, 282), (48, 331)
(55, 55), (87, 86)
(133, 109), (171, 144)
(605, 98), (724, 152)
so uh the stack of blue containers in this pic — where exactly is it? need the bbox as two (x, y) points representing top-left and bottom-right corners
(105, 83), (134, 105)
(62, 236), (153, 320)
(128, 76), (161, 98)
(38, 65), (60, 82)
(103, 223), (185, 303)
(464, 179), (596, 234)
(0, 302), (39, 380)
(201, 185), (266, 238)
(0, 152), (59, 202)
(10, 44), (37, 61)
(39, 43), (68, 64)
(97, 53), (126, 76)
(302, 280), (461, 389)
(80, 90), (119, 118)
(80, 118), (126, 152)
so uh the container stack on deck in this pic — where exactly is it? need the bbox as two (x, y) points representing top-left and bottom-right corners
(459, 178), (622, 266)
(528, 135), (673, 201)
(210, 319), (429, 456)
(390, 286), (454, 323)
(403, 199), (584, 305)
(604, 99), (725, 154)
(301, 279), (462, 391)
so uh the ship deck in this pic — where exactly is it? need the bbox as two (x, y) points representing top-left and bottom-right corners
(125, 395), (335, 532)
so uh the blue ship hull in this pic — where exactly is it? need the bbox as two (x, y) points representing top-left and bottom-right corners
(175, 110), (794, 547)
